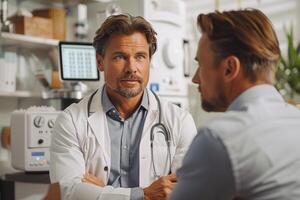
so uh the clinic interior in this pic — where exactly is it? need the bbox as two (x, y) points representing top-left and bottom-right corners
(0, 0), (300, 199)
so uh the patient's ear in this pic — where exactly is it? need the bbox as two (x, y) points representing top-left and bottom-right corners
(222, 56), (240, 82)
(96, 54), (104, 71)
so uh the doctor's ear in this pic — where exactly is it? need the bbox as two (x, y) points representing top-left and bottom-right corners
(96, 54), (105, 71)
(223, 56), (240, 82)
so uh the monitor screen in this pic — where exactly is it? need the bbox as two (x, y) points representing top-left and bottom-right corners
(59, 41), (99, 81)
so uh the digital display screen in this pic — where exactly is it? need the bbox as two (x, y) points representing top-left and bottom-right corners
(31, 152), (45, 157)
(59, 42), (99, 81)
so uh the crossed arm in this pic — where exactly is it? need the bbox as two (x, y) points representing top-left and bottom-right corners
(50, 106), (196, 200)
(82, 172), (177, 200)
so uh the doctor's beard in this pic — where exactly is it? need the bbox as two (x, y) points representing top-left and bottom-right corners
(114, 75), (144, 98)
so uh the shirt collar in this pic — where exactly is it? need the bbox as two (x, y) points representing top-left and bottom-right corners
(227, 84), (284, 111)
(101, 85), (149, 119)
(102, 86), (115, 114)
(140, 89), (149, 111)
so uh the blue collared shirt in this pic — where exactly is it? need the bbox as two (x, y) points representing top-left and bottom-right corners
(102, 86), (149, 200)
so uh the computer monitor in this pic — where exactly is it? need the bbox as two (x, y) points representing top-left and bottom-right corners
(58, 41), (99, 81)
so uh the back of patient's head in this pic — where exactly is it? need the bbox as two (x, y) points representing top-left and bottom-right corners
(93, 14), (157, 57)
(197, 8), (281, 84)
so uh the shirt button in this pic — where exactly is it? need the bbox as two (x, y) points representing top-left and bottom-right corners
(121, 171), (127, 175)
(122, 145), (128, 150)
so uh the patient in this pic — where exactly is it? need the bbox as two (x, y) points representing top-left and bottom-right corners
(170, 8), (300, 200)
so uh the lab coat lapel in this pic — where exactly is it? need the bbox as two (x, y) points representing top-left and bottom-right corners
(87, 89), (111, 166)
(139, 90), (159, 187)
(141, 89), (159, 139)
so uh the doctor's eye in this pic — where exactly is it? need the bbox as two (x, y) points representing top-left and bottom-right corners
(114, 54), (126, 61)
(135, 53), (147, 61)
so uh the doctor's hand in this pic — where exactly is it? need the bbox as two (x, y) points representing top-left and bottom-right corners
(82, 172), (105, 187)
(143, 173), (177, 200)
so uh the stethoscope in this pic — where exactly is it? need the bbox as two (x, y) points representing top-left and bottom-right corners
(87, 88), (172, 178)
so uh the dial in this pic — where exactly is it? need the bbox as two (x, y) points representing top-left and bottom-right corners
(163, 39), (181, 69)
(33, 116), (45, 128)
(48, 119), (55, 129)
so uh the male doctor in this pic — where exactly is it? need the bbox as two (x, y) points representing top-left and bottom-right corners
(50, 14), (197, 200)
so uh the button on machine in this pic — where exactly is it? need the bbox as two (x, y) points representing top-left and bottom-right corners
(38, 139), (44, 144)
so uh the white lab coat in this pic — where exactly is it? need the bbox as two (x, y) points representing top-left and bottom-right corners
(50, 87), (197, 200)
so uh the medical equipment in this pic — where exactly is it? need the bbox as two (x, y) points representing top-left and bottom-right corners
(59, 41), (99, 81)
(74, 4), (89, 41)
(150, 90), (172, 178)
(10, 106), (60, 172)
(87, 88), (172, 177)
(42, 41), (100, 109)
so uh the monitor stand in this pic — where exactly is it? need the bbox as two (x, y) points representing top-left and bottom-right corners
(42, 82), (89, 109)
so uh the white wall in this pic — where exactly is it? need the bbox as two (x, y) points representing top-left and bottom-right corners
(184, 0), (300, 127)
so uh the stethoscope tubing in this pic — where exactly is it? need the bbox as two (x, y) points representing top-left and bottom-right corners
(86, 88), (172, 178)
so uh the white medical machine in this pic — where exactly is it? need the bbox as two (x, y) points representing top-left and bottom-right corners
(86, 0), (190, 110)
(11, 106), (60, 172)
(144, 0), (190, 110)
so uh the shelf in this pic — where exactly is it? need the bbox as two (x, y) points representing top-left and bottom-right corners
(0, 90), (41, 98)
(0, 32), (59, 50)
(18, 0), (111, 6)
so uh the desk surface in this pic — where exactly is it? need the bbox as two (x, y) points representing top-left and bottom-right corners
(0, 172), (50, 200)
(3, 172), (50, 184)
